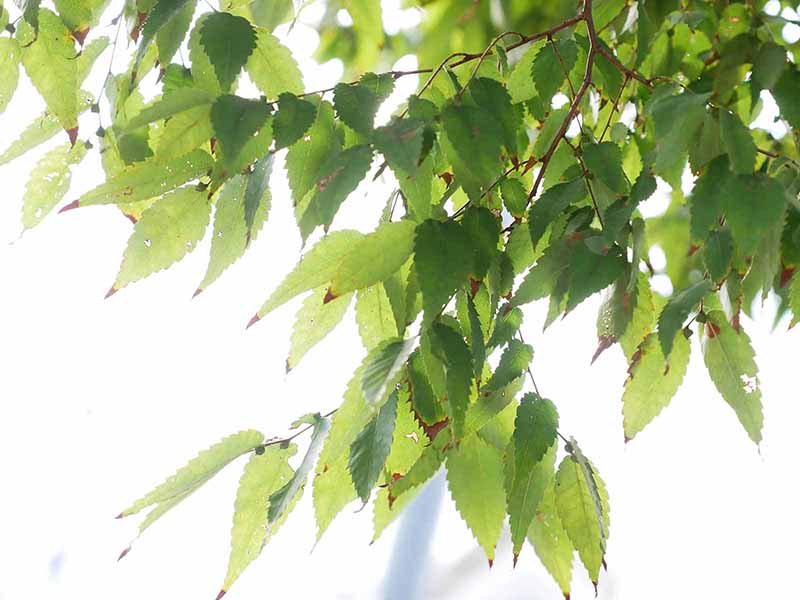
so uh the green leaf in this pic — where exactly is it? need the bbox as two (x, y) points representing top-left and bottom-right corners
(719, 109), (756, 175)
(507, 394), (558, 557)
(773, 66), (800, 130)
(622, 332), (691, 441)
(689, 155), (728, 241)
(254, 229), (363, 320)
(287, 287), (353, 371)
(582, 142), (629, 194)
(724, 173), (787, 257)
(21, 142), (87, 229)
(123, 88), (216, 131)
(302, 144), (373, 232)
(156, 0), (196, 66)
(657, 278), (713, 358)
(487, 306), (524, 351)
(440, 103), (503, 201)
(341, 0), (383, 70)
(243, 154), (272, 237)
(0, 92), (94, 165)
(407, 349), (445, 425)
(528, 480), (574, 597)
(414, 220), (473, 324)
(531, 39), (578, 106)
(268, 415), (330, 523)
(333, 79), (381, 136)
(0, 38), (20, 115)
(373, 118), (425, 175)
(285, 98), (339, 203)
(134, 0), (194, 80)
(113, 186), (211, 291)
(197, 173), (270, 293)
(348, 391), (398, 502)
(529, 178), (586, 249)
(500, 177), (527, 219)
(156, 104), (215, 160)
(329, 221), (416, 297)
(703, 228), (734, 282)
(13, 0), (40, 27)
(118, 429), (264, 517)
(246, 28), (304, 99)
(466, 293), (486, 380)
(221, 445), (295, 595)
(446, 435), (506, 561)
(273, 93), (317, 149)
(361, 337), (417, 405)
(199, 11), (256, 91)
(17, 9), (78, 131)
(555, 449), (609, 584)
(507, 41), (545, 103)
(210, 94), (271, 173)
(433, 322), (474, 439)
(469, 77), (520, 154)
(75, 149), (212, 207)
(649, 90), (709, 176)
(355, 284), (399, 350)
(486, 339), (533, 391)
(701, 311), (764, 444)
(533, 106), (570, 158)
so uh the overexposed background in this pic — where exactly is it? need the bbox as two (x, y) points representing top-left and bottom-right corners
(1, 1), (799, 599)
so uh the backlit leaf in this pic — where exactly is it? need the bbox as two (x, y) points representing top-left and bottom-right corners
(200, 12), (256, 91)
(348, 391), (398, 502)
(657, 278), (713, 358)
(288, 287), (353, 371)
(22, 142), (87, 229)
(246, 28), (304, 98)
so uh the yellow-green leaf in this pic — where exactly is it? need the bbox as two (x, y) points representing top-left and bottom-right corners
(21, 142), (87, 229)
(288, 287), (353, 371)
(0, 38), (20, 115)
(246, 28), (304, 99)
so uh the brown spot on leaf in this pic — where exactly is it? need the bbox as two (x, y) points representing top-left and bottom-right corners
(705, 321), (721, 338)
(780, 266), (795, 288)
(130, 12), (147, 42)
(439, 172), (453, 186)
(317, 167), (344, 192)
(687, 244), (700, 257)
(323, 288), (337, 304)
(469, 278), (481, 297)
(123, 212), (138, 224)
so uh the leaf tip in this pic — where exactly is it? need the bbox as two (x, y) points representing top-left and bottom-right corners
(117, 546), (131, 561)
(512, 553), (519, 568)
(59, 200), (80, 214)
(71, 27), (90, 46)
(192, 288), (203, 299)
(66, 127), (79, 148)
(487, 558), (493, 569)
(114, 512), (124, 519)
(123, 212), (138, 225)
(591, 336), (615, 364)
(215, 590), (226, 600)
(323, 288), (337, 304)
(105, 286), (118, 299)
(245, 313), (260, 330)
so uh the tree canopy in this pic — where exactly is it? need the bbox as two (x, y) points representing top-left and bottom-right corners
(2, 0), (799, 597)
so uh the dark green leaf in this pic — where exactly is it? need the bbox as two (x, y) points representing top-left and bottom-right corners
(719, 109), (756, 175)
(486, 339), (533, 391)
(373, 118), (425, 175)
(657, 278), (713, 358)
(582, 141), (629, 194)
(273, 93), (317, 149)
(432, 322), (474, 439)
(348, 391), (398, 502)
(361, 337), (416, 406)
(531, 39), (578, 106)
(529, 178), (587, 249)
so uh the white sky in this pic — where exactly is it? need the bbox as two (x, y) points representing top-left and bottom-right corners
(1, 2), (798, 599)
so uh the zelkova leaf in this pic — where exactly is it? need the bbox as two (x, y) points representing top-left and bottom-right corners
(155, 0), (196, 66)
(200, 12), (256, 91)
(0, 38), (20, 115)
(348, 391), (398, 502)
(555, 450), (610, 584)
(657, 278), (713, 358)
(122, 88), (216, 131)
(302, 145), (374, 233)
(210, 95), (271, 174)
(373, 117), (425, 175)
(0, 91), (94, 166)
(134, 0), (195, 81)
(531, 39), (578, 106)
(623, 332), (691, 441)
(507, 394), (559, 558)
(329, 220), (416, 298)
(355, 284), (398, 350)
(245, 154), (273, 240)
(529, 178), (587, 249)
(334, 79), (381, 136)
(246, 28), (304, 99)
(17, 9), (78, 133)
(719, 109), (757, 175)
(22, 142), (87, 230)
(113, 186), (211, 292)
(433, 322), (474, 440)
(287, 287), (353, 372)
(361, 337), (417, 405)
(221, 445), (295, 595)
(268, 415), (330, 524)
(773, 66), (800, 130)
(197, 173), (270, 293)
(446, 435), (506, 562)
(689, 155), (729, 241)
(486, 339), (533, 392)
(649, 90), (709, 177)
(528, 479), (574, 598)
(253, 230), (363, 322)
(285, 99), (339, 205)
(701, 311), (764, 444)
(723, 173), (787, 258)
(118, 429), (264, 518)
(273, 93), (317, 149)
(414, 220), (473, 325)
(156, 104), (215, 160)
(582, 142), (629, 194)
(73, 149), (213, 207)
